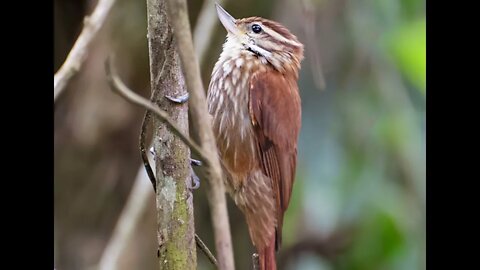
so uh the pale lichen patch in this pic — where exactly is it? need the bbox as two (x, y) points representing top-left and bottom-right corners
(161, 176), (176, 211)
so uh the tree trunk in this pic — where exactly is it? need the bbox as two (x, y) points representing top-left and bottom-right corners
(164, 0), (235, 269)
(146, 0), (196, 269)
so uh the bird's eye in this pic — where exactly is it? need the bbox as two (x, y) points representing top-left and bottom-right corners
(251, 24), (262, 33)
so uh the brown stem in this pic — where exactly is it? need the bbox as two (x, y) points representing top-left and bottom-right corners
(54, 0), (117, 102)
(105, 57), (209, 167)
(164, 0), (235, 269)
(195, 234), (218, 267)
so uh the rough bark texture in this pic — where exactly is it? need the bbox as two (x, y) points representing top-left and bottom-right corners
(146, 0), (196, 269)
(165, 0), (235, 269)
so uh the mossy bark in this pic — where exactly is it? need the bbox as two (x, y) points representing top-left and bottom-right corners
(146, 0), (196, 269)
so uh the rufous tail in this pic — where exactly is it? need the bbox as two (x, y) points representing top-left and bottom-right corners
(258, 235), (276, 270)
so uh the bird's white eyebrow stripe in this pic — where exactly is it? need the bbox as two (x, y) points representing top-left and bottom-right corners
(258, 23), (302, 48)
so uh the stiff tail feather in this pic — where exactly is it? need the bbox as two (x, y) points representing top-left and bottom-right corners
(258, 234), (276, 270)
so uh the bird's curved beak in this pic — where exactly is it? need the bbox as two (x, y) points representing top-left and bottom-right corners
(215, 3), (239, 36)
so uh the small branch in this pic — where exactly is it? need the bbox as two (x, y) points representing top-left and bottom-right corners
(195, 234), (218, 267)
(164, 0), (235, 269)
(105, 57), (210, 167)
(98, 165), (154, 270)
(54, 0), (117, 102)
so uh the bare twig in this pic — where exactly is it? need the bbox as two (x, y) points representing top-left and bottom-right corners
(195, 234), (218, 267)
(105, 57), (210, 166)
(54, 0), (117, 102)
(98, 164), (154, 270)
(165, 0), (235, 269)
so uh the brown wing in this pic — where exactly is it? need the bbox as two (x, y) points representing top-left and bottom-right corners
(249, 71), (301, 249)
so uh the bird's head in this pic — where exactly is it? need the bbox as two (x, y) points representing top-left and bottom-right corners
(215, 3), (304, 74)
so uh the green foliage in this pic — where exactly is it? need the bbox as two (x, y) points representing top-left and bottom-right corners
(383, 19), (426, 94)
(343, 210), (405, 270)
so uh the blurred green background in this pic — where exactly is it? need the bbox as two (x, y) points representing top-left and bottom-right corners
(54, 0), (425, 269)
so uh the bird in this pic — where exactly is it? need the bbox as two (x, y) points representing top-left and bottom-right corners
(207, 3), (304, 270)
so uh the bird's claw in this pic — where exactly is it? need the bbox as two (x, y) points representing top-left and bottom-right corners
(165, 93), (189, 104)
(191, 173), (200, 190)
(190, 158), (202, 167)
(189, 159), (201, 189)
(189, 166), (200, 190)
(150, 150), (200, 190)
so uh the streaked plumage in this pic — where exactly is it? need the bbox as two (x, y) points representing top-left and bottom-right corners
(207, 4), (304, 270)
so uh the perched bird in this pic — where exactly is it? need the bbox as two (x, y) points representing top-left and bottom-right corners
(207, 3), (304, 270)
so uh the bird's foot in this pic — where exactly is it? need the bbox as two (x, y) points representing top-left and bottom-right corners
(189, 166), (200, 190)
(189, 158), (201, 190)
(190, 158), (202, 167)
(165, 93), (189, 104)
(151, 147), (200, 190)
